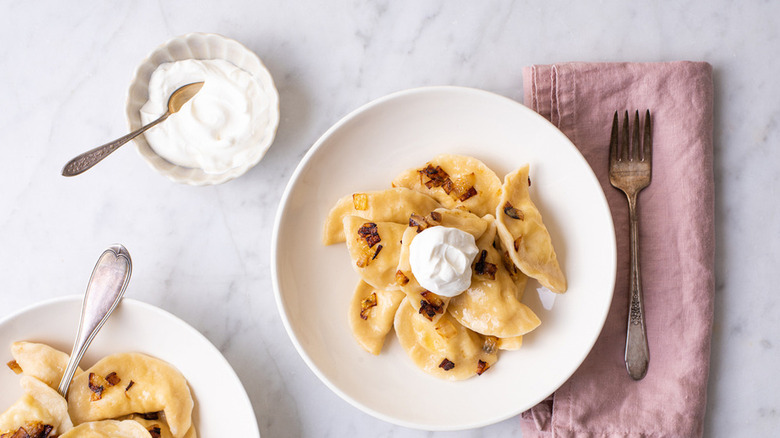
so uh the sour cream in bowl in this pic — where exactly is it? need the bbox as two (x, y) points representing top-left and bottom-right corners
(127, 33), (279, 185)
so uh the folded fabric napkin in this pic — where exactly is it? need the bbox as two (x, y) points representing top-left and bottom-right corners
(519, 62), (715, 437)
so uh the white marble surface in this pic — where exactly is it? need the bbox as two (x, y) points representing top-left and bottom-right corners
(0, 1), (777, 436)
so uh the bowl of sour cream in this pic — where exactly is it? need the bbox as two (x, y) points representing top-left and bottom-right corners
(127, 33), (279, 185)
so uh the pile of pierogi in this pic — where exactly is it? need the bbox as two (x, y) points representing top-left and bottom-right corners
(323, 154), (566, 380)
(0, 342), (195, 438)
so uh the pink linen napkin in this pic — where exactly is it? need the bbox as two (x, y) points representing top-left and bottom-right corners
(519, 62), (715, 437)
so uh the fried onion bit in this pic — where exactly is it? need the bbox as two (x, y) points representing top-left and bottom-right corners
(360, 293), (378, 320)
(105, 372), (121, 387)
(372, 244), (383, 260)
(395, 270), (410, 286)
(474, 250), (497, 280)
(352, 193), (368, 210)
(513, 236), (522, 252)
(358, 222), (381, 248)
(148, 426), (162, 438)
(6, 360), (22, 375)
(1, 423), (53, 438)
(439, 358), (455, 371)
(409, 213), (428, 232)
(476, 360), (491, 375)
(482, 336), (498, 354)
(419, 164), (450, 189)
(125, 380), (135, 392)
(435, 319), (458, 339)
(458, 186), (478, 202)
(503, 201), (524, 220)
(88, 372), (106, 401)
(419, 291), (445, 321)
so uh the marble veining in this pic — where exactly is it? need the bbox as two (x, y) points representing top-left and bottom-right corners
(0, 1), (778, 436)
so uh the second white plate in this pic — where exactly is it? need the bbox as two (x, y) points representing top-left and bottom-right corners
(0, 296), (260, 437)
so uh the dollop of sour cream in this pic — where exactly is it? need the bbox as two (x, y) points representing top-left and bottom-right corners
(409, 226), (479, 297)
(140, 59), (271, 174)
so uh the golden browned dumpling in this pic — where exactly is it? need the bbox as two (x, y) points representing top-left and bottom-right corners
(0, 376), (73, 437)
(448, 219), (541, 338)
(348, 281), (405, 355)
(495, 165), (567, 293)
(392, 155), (502, 217)
(59, 420), (150, 437)
(394, 298), (498, 380)
(343, 217), (408, 291)
(8, 342), (81, 391)
(67, 353), (193, 438)
(323, 188), (442, 245)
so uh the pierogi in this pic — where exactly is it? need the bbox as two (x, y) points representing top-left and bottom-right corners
(392, 154), (502, 217)
(495, 165), (567, 293)
(325, 155), (566, 380)
(349, 281), (405, 355)
(2, 343), (197, 438)
(67, 353), (193, 438)
(447, 219), (541, 338)
(323, 188), (442, 245)
(0, 376), (73, 437)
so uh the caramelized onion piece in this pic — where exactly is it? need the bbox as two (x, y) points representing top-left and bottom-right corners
(105, 372), (120, 387)
(125, 380), (135, 392)
(482, 336), (498, 354)
(148, 425), (162, 438)
(458, 186), (478, 202)
(476, 359), (490, 375)
(88, 372), (106, 401)
(503, 201), (524, 220)
(439, 358), (455, 371)
(1, 423), (53, 438)
(435, 319), (458, 339)
(358, 223), (381, 248)
(360, 293), (378, 320)
(6, 359), (23, 375)
(474, 250), (497, 280)
(371, 244), (383, 260)
(419, 291), (445, 321)
(395, 270), (410, 286)
(419, 164), (450, 189)
(352, 193), (368, 210)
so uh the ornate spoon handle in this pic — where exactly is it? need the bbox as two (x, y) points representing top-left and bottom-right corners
(58, 245), (132, 397)
(61, 114), (168, 177)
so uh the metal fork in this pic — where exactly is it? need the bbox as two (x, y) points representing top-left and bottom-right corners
(609, 110), (652, 380)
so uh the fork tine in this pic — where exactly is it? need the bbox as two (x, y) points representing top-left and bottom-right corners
(609, 111), (619, 164)
(643, 110), (652, 163)
(621, 111), (629, 161)
(631, 110), (640, 161)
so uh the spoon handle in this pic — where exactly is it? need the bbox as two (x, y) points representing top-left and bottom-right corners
(58, 244), (132, 398)
(61, 113), (169, 177)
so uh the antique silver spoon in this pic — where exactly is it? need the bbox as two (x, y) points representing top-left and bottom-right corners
(57, 244), (132, 398)
(61, 82), (204, 177)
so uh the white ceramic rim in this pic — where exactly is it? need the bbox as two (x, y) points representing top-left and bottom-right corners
(271, 85), (616, 430)
(0, 295), (261, 436)
(126, 32), (280, 185)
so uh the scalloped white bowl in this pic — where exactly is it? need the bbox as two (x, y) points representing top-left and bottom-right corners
(126, 33), (279, 185)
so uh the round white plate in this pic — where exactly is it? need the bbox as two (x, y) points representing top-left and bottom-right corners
(0, 296), (260, 437)
(272, 86), (616, 430)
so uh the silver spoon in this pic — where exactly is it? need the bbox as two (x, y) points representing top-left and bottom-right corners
(57, 244), (132, 398)
(61, 82), (204, 177)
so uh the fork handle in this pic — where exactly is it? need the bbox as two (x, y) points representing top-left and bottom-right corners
(625, 193), (649, 380)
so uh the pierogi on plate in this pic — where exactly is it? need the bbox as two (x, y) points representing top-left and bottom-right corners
(1, 342), (196, 438)
(324, 155), (566, 380)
